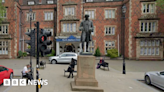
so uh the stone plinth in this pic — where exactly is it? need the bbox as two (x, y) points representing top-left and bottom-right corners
(71, 55), (104, 92)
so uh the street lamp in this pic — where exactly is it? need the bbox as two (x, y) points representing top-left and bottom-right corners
(29, 8), (32, 69)
(122, 4), (126, 74)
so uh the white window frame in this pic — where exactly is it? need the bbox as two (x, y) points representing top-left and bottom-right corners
(142, 2), (156, 14)
(84, 9), (95, 20)
(86, 0), (93, 2)
(0, 24), (9, 34)
(140, 39), (160, 56)
(0, 41), (8, 55)
(47, 1), (54, 4)
(105, 26), (115, 35)
(140, 21), (157, 33)
(28, 1), (35, 5)
(62, 23), (77, 33)
(27, 12), (35, 21)
(105, 41), (115, 54)
(64, 7), (75, 16)
(44, 12), (53, 21)
(105, 9), (116, 19)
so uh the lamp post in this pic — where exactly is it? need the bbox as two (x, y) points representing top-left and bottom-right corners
(122, 4), (126, 74)
(29, 8), (32, 69)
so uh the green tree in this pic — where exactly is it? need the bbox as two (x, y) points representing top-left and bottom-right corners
(0, 0), (6, 23)
(156, 0), (164, 9)
(94, 47), (101, 56)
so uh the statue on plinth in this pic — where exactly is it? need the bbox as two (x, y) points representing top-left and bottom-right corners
(79, 14), (94, 54)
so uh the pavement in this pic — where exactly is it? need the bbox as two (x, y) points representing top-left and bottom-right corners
(0, 59), (164, 92)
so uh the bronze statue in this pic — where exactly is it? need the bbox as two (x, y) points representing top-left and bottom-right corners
(79, 14), (94, 52)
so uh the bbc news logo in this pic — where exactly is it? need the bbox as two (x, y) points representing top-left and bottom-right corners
(3, 79), (48, 86)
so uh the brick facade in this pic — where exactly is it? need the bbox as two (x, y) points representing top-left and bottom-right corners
(0, 0), (164, 60)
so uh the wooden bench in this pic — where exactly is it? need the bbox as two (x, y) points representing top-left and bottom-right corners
(64, 69), (77, 77)
(100, 62), (109, 71)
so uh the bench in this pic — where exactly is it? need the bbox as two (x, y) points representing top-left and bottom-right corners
(64, 69), (77, 77)
(100, 62), (109, 71)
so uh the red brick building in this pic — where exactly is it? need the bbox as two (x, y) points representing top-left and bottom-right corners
(1, 0), (164, 60)
(0, 0), (57, 59)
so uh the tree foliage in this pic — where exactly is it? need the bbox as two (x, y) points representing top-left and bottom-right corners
(0, 0), (6, 23)
(106, 49), (119, 58)
(94, 47), (101, 56)
(156, 0), (164, 9)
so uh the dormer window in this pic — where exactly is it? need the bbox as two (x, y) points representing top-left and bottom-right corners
(28, 1), (35, 5)
(47, 1), (54, 4)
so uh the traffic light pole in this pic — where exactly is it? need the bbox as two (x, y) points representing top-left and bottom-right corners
(30, 15), (32, 70)
(36, 22), (39, 92)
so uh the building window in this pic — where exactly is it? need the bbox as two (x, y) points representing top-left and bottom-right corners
(105, 26), (115, 35)
(28, 1), (35, 5)
(27, 28), (34, 33)
(27, 13), (35, 21)
(86, 0), (93, 2)
(0, 25), (8, 34)
(142, 3), (155, 14)
(89, 41), (95, 53)
(44, 28), (53, 36)
(0, 41), (8, 55)
(85, 10), (95, 19)
(45, 12), (53, 20)
(105, 41), (115, 54)
(47, 1), (53, 4)
(140, 40), (160, 56)
(63, 23), (76, 32)
(105, 9), (115, 19)
(65, 7), (75, 16)
(140, 21), (157, 32)
(0, 8), (6, 18)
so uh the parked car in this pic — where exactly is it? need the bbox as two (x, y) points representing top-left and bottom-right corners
(145, 70), (164, 90)
(0, 65), (14, 85)
(49, 52), (78, 64)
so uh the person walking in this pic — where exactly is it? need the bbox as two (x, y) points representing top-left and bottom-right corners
(68, 58), (75, 78)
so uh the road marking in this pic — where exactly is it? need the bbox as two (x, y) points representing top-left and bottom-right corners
(2, 86), (12, 92)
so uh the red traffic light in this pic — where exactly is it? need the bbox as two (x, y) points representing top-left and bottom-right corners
(41, 36), (45, 41)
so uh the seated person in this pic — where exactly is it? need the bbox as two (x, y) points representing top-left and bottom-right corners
(22, 64), (33, 80)
(97, 57), (105, 69)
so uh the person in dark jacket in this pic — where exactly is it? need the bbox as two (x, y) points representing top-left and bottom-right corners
(68, 58), (75, 78)
(97, 57), (105, 69)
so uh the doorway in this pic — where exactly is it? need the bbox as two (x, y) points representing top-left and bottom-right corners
(64, 43), (75, 52)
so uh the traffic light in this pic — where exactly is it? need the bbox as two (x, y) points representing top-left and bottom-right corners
(38, 78), (42, 89)
(38, 29), (52, 57)
(25, 29), (35, 57)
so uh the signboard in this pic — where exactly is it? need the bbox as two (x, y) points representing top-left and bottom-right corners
(56, 35), (80, 42)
